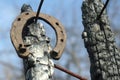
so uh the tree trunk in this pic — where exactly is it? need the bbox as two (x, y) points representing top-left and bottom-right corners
(21, 4), (54, 80)
(81, 0), (120, 80)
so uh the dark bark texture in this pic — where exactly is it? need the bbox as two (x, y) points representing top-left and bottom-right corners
(81, 0), (120, 80)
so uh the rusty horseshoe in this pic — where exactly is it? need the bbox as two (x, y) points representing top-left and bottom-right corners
(10, 12), (66, 60)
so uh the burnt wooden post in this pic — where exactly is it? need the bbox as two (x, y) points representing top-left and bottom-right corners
(10, 4), (67, 80)
(11, 4), (54, 80)
(82, 0), (120, 80)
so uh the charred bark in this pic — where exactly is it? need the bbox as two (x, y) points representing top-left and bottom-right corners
(82, 0), (120, 80)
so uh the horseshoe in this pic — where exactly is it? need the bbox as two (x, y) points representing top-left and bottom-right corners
(10, 12), (66, 60)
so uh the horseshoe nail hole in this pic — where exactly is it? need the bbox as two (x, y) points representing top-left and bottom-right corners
(19, 44), (26, 53)
(61, 31), (63, 33)
(17, 18), (21, 21)
(50, 51), (58, 58)
(19, 44), (22, 47)
(25, 12), (29, 15)
(19, 48), (26, 53)
(61, 39), (64, 42)
(56, 22), (59, 26)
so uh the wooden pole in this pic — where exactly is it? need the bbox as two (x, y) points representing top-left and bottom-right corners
(81, 0), (120, 80)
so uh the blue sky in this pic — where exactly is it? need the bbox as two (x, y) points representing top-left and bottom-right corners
(0, 0), (120, 78)
(1, 0), (120, 80)
(0, 0), (88, 79)
(0, 0), (83, 54)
